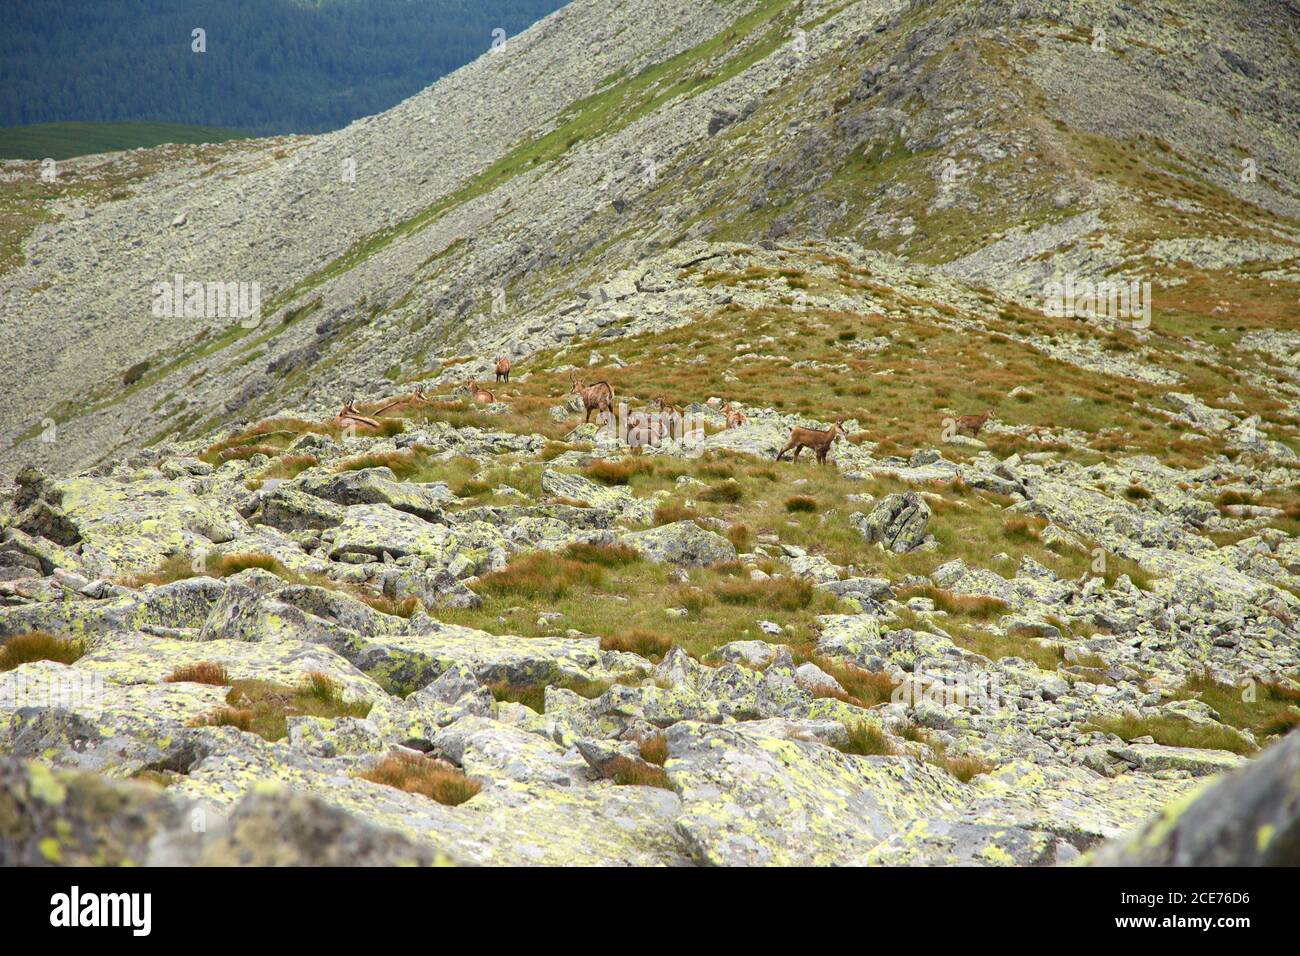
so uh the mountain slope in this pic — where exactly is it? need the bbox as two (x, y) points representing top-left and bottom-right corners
(1, 0), (1297, 477)
(1, 0), (1299, 868)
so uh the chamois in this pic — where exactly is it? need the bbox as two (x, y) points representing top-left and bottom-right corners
(953, 410), (995, 437)
(776, 420), (846, 465)
(372, 387), (432, 418)
(336, 401), (380, 432)
(466, 379), (496, 404)
(570, 375), (614, 424)
(722, 402), (747, 430)
(656, 396), (683, 439)
(495, 356), (512, 384)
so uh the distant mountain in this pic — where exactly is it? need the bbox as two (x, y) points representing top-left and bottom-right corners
(0, 0), (568, 136)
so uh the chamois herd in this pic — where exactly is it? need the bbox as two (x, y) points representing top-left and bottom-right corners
(328, 357), (995, 466)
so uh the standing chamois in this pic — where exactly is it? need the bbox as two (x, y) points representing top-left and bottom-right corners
(776, 420), (846, 465)
(953, 410), (995, 437)
(495, 356), (512, 383)
(466, 379), (496, 404)
(722, 402), (747, 430)
(656, 396), (683, 440)
(570, 375), (614, 424)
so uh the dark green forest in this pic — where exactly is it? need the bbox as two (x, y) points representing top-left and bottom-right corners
(0, 0), (568, 136)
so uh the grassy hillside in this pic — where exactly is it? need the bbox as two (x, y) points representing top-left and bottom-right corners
(0, 122), (249, 160)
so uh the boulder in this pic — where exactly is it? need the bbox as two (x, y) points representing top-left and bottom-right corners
(852, 493), (932, 553)
(1087, 729), (1300, 865)
(620, 521), (737, 567)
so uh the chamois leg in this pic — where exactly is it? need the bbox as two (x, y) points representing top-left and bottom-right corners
(791, 444), (804, 462)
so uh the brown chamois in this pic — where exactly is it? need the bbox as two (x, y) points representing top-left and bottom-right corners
(335, 401), (380, 432)
(372, 387), (432, 418)
(495, 356), (512, 383)
(722, 402), (747, 430)
(655, 396), (683, 439)
(466, 379), (496, 404)
(953, 410), (995, 437)
(776, 420), (846, 465)
(570, 375), (614, 424)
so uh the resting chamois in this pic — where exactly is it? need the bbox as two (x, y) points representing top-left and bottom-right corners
(466, 379), (496, 404)
(495, 356), (512, 384)
(776, 420), (846, 465)
(372, 387), (432, 418)
(953, 410), (995, 437)
(570, 375), (614, 424)
(335, 401), (380, 432)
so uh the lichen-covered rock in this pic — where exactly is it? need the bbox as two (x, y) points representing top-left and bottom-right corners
(666, 719), (968, 865)
(297, 467), (454, 522)
(852, 492), (932, 553)
(329, 505), (506, 577)
(76, 631), (385, 702)
(257, 486), (345, 532)
(0, 661), (227, 776)
(358, 621), (648, 696)
(192, 782), (456, 866)
(540, 469), (657, 522)
(0, 576), (228, 639)
(1087, 729), (1300, 866)
(54, 475), (240, 577)
(620, 520), (737, 567)
(0, 757), (200, 865)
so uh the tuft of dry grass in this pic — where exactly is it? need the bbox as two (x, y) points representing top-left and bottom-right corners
(584, 458), (654, 486)
(653, 503), (700, 525)
(639, 734), (669, 766)
(358, 753), (481, 806)
(475, 551), (608, 601)
(165, 662), (231, 686)
(562, 542), (640, 567)
(712, 575), (814, 611)
(605, 756), (673, 789)
(600, 629), (674, 658)
(816, 659), (898, 707)
(192, 674), (371, 741)
(837, 721), (897, 756)
(699, 479), (744, 503)
(785, 494), (818, 513)
(0, 632), (85, 671)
